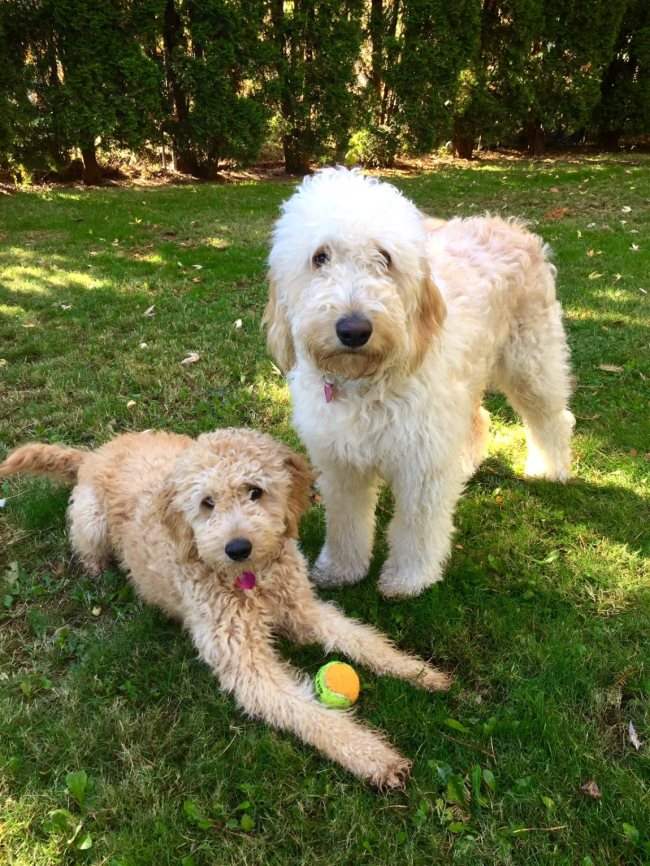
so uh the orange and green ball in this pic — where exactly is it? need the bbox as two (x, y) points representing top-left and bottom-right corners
(314, 661), (361, 709)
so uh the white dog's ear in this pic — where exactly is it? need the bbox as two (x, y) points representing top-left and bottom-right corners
(158, 480), (199, 563)
(410, 266), (447, 372)
(281, 447), (316, 538)
(263, 275), (295, 373)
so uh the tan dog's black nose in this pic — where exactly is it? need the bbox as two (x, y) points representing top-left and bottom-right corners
(336, 315), (372, 348)
(225, 538), (252, 561)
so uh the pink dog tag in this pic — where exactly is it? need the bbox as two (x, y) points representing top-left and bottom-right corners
(324, 382), (335, 403)
(235, 571), (256, 590)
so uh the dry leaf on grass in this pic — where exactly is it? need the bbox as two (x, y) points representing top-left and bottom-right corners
(544, 207), (570, 220)
(580, 780), (602, 799)
(181, 352), (200, 366)
(588, 272), (603, 280)
(598, 364), (624, 374)
(143, 305), (155, 318)
(628, 721), (642, 751)
(621, 205), (632, 213)
(126, 400), (136, 409)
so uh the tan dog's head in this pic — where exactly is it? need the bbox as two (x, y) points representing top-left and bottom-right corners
(159, 429), (314, 575)
(264, 168), (446, 379)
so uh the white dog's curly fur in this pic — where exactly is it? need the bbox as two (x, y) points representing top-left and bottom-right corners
(265, 168), (575, 598)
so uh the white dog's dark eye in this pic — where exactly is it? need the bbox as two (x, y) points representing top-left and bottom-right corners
(312, 248), (329, 268)
(378, 249), (392, 267)
(249, 486), (264, 501)
(201, 496), (215, 510)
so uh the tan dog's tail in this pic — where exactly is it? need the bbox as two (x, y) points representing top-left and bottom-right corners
(0, 443), (86, 483)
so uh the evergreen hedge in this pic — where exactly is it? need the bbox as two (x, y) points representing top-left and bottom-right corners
(0, 0), (648, 180)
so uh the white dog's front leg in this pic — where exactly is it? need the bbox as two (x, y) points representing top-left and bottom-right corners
(312, 464), (379, 587)
(378, 465), (465, 599)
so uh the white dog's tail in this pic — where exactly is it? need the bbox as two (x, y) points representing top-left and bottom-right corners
(0, 443), (86, 484)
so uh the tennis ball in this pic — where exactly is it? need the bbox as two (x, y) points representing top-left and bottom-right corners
(314, 661), (360, 709)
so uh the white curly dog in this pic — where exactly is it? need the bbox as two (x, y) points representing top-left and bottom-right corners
(265, 168), (574, 598)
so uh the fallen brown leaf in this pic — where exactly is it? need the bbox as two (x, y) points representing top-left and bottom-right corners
(181, 352), (200, 366)
(580, 780), (601, 799)
(598, 364), (624, 373)
(544, 207), (570, 220)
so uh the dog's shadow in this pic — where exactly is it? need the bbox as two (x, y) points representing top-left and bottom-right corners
(300, 456), (648, 586)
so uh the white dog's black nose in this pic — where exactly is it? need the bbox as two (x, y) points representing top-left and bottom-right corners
(336, 315), (373, 348)
(225, 538), (252, 561)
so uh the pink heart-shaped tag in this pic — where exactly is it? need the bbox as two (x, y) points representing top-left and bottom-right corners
(235, 571), (256, 590)
(324, 382), (334, 403)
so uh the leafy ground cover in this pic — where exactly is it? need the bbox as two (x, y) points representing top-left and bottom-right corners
(1, 155), (649, 865)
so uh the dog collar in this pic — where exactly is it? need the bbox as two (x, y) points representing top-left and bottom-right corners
(323, 380), (335, 403)
(234, 571), (256, 590)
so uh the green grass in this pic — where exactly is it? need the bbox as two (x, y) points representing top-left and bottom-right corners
(1, 155), (649, 866)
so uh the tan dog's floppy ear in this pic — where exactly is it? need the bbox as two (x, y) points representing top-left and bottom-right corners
(159, 479), (198, 563)
(282, 448), (316, 538)
(409, 265), (447, 373)
(262, 275), (295, 373)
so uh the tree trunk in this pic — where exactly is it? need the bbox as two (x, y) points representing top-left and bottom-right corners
(369, 0), (383, 97)
(597, 128), (622, 150)
(81, 144), (102, 185)
(526, 121), (545, 156)
(283, 134), (311, 175)
(452, 119), (474, 159)
(163, 0), (197, 175)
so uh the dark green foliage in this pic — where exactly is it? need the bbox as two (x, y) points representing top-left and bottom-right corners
(592, 0), (650, 146)
(268, 0), (363, 173)
(452, 0), (630, 159)
(516, 0), (629, 154)
(359, 0), (481, 164)
(451, 0), (543, 158)
(162, 0), (268, 177)
(1, 0), (649, 176)
(0, 3), (35, 171)
(0, 0), (164, 181)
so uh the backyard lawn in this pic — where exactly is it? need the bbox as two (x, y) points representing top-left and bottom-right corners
(0, 155), (649, 865)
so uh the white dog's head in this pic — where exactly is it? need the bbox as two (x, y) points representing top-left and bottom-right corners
(265, 168), (446, 380)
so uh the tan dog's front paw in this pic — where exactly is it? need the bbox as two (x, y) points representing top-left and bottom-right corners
(371, 754), (412, 791)
(416, 665), (453, 692)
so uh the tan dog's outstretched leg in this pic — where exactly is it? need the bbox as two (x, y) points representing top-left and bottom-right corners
(190, 613), (411, 789)
(285, 599), (452, 692)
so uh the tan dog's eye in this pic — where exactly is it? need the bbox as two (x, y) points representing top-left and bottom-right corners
(312, 248), (329, 268)
(378, 248), (391, 267)
(201, 496), (215, 510)
(249, 486), (264, 501)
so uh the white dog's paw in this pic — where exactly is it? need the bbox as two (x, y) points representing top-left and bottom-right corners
(377, 562), (443, 599)
(311, 546), (368, 588)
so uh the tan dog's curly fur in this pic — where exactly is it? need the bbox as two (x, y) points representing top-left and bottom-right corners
(0, 429), (451, 787)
